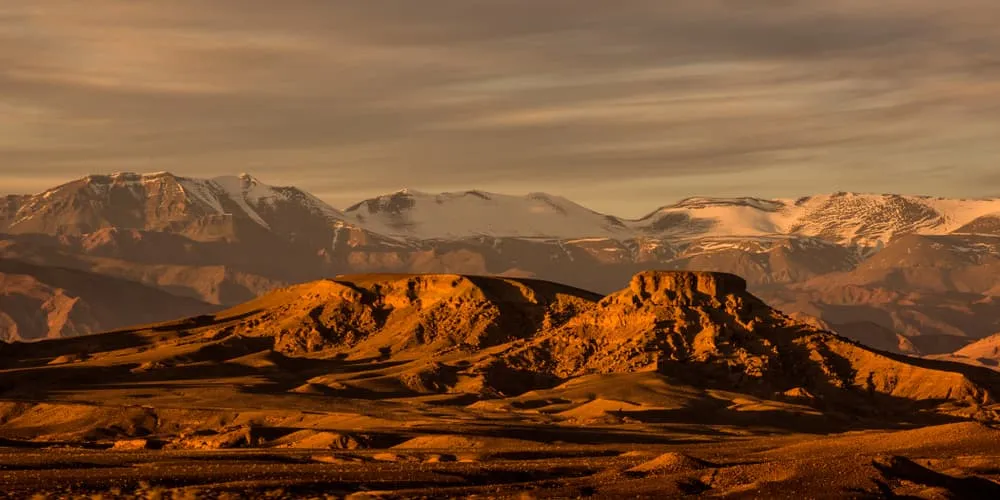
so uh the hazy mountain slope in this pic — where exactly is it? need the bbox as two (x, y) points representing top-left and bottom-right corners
(955, 333), (1000, 360)
(344, 189), (630, 240)
(931, 333), (1000, 370)
(0, 259), (216, 342)
(807, 234), (1000, 295)
(757, 284), (998, 353)
(0, 233), (288, 305)
(955, 214), (1000, 235)
(752, 233), (1000, 353)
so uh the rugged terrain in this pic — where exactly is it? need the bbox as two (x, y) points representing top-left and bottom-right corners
(0, 259), (215, 342)
(932, 333), (1000, 371)
(1, 272), (999, 497)
(4, 172), (1000, 357)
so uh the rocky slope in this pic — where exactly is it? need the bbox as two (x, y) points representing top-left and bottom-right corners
(6, 272), (994, 422)
(495, 272), (997, 414)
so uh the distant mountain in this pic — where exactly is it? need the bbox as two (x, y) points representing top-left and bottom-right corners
(0, 172), (384, 308)
(931, 333), (1000, 370)
(344, 189), (630, 240)
(0, 172), (364, 246)
(637, 193), (1000, 247)
(8, 174), (1000, 248)
(344, 189), (1000, 248)
(0, 258), (214, 342)
(4, 172), (1000, 353)
(752, 233), (1000, 354)
(812, 234), (1000, 295)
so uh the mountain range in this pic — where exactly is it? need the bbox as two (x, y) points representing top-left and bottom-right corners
(2, 171), (999, 357)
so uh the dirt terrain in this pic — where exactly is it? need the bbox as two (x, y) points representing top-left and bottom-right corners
(3, 421), (1000, 498)
(2, 272), (999, 498)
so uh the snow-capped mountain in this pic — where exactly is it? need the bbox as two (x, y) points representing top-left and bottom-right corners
(1, 172), (350, 239)
(8, 174), (999, 249)
(342, 188), (1000, 249)
(636, 192), (1000, 248)
(344, 189), (630, 240)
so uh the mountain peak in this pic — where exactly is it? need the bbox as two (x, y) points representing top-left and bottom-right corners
(235, 172), (265, 185)
(3, 171), (353, 236)
(667, 196), (787, 211)
(82, 171), (175, 184)
(394, 188), (427, 196)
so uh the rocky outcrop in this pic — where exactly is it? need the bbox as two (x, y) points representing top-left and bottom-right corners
(222, 274), (600, 357)
(627, 270), (747, 301)
(494, 271), (1000, 414)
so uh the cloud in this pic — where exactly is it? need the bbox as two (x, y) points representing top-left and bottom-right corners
(1, 1), (1000, 216)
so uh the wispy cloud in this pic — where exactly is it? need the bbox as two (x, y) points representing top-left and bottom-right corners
(2, 1), (999, 216)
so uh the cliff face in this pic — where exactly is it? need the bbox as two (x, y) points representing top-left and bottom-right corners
(219, 274), (600, 357)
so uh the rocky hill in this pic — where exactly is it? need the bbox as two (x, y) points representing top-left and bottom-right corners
(5, 272), (995, 423)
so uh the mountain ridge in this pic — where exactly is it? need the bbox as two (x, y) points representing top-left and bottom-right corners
(4, 171), (1000, 354)
(7, 172), (1000, 246)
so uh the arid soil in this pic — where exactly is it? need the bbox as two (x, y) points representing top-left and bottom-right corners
(2, 272), (1000, 498)
(3, 421), (1000, 499)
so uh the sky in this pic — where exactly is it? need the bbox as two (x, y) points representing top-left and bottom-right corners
(2, 1), (1000, 217)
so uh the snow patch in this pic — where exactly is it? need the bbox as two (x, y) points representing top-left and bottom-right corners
(209, 176), (271, 228)
(635, 193), (1000, 248)
(344, 190), (631, 240)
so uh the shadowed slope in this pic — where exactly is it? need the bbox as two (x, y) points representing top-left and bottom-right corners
(0, 259), (217, 342)
(216, 273), (601, 357)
